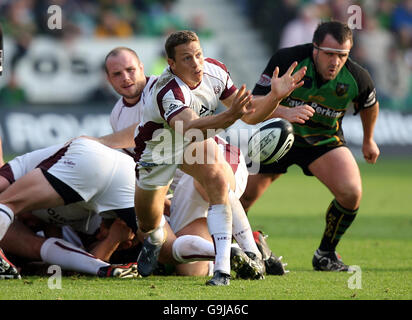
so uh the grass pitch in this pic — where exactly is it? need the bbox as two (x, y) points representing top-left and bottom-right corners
(0, 158), (411, 301)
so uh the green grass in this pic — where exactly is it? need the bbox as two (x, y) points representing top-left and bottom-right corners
(0, 158), (411, 300)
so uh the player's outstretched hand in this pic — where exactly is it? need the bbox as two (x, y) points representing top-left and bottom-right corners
(228, 84), (254, 120)
(270, 61), (307, 101)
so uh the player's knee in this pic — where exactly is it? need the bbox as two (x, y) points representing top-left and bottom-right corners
(205, 167), (228, 192)
(336, 183), (362, 209)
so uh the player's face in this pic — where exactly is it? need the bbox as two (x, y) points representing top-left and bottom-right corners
(313, 34), (352, 81)
(168, 41), (204, 88)
(106, 51), (146, 104)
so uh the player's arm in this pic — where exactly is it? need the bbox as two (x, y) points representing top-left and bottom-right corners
(359, 101), (380, 164)
(90, 219), (135, 262)
(221, 62), (307, 124)
(85, 123), (138, 150)
(348, 61), (380, 164)
(169, 84), (253, 137)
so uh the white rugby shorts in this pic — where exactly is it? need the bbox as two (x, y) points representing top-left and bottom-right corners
(169, 153), (248, 233)
(40, 138), (136, 213)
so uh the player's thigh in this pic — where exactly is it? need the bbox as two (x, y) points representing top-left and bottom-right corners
(0, 176), (10, 194)
(175, 218), (211, 241)
(309, 147), (362, 206)
(181, 139), (232, 191)
(0, 219), (45, 260)
(0, 168), (64, 214)
(175, 260), (211, 276)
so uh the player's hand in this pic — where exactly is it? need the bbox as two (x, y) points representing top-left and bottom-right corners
(362, 139), (380, 164)
(270, 61), (306, 100)
(283, 104), (315, 124)
(228, 84), (254, 120)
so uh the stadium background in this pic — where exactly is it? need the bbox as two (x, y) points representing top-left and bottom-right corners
(0, 0), (411, 159)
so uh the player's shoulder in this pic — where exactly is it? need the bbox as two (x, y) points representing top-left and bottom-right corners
(204, 57), (229, 73)
(154, 68), (187, 103)
(145, 75), (159, 92)
(344, 57), (374, 86)
(272, 43), (312, 64)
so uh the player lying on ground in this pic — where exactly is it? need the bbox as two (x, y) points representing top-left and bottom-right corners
(169, 135), (288, 277)
(0, 139), (143, 279)
(0, 139), (261, 279)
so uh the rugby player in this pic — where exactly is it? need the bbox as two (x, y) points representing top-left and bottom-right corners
(240, 21), (380, 271)
(103, 47), (286, 279)
(0, 138), (140, 278)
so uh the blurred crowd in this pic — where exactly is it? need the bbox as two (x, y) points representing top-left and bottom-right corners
(234, 0), (412, 111)
(0, 0), (212, 106)
(1, 0), (411, 111)
(0, 0), (213, 39)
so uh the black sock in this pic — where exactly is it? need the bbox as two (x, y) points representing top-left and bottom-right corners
(318, 199), (358, 252)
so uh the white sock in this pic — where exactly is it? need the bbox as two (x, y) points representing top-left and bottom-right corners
(147, 215), (166, 245)
(229, 190), (262, 259)
(172, 235), (215, 263)
(207, 204), (232, 275)
(40, 237), (109, 275)
(0, 204), (14, 241)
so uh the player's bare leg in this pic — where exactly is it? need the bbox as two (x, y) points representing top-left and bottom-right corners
(157, 219), (177, 265)
(0, 168), (64, 241)
(181, 139), (232, 285)
(0, 176), (10, 194)
(134, 184), (169, 277)
(309, 147), (362, 271)
(0, 219), (137, 278)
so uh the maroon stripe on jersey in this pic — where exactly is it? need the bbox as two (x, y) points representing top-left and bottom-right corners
(182, 254), (215, 260)
(37, 143), (71, 171)
(122, 97), (138, 107)
(156, 79), (185, 120)
(214, 136), (240, 173)
(205, 58), (228, 72)
(133, 121), (164, 163)
(219, 84), (236, 101)
(54, 240), (97, 259)
(0, 163), (15, 184)
(149, 77), (158, 91)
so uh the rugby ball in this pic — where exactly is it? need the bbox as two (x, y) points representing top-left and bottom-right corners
(247, 118), (294, 164)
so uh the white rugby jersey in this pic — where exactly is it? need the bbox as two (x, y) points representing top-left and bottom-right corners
(110, 75), (158, 156)
(135, 58), (237, 164)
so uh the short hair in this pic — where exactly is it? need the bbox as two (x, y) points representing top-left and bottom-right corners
(165, 30), (199, 60)
(104, 47), (140, 74)
(312, 21), (353, 46)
